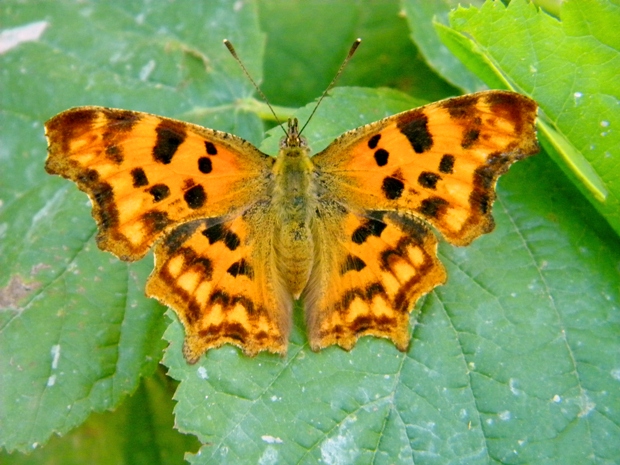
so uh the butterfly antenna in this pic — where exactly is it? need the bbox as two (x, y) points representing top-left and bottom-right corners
(299, 38), (362, 135)
(223, 39), (287, 137)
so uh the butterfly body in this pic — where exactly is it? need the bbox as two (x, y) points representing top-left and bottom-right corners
(45, 90), (538, 362)
(272, 119), (316, 299)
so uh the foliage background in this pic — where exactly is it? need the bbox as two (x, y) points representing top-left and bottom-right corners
(1, 0), (619, 464)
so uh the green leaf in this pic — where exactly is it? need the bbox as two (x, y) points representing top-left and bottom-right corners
(439, 0), (620, 237)
(0, 0), (263, 453)
(0, 368), (199, 465)
(400, 0), (486, 93)
(258, 0), (457, 106)
(165, 88), (620, 464)
(2, 1), (619, 464)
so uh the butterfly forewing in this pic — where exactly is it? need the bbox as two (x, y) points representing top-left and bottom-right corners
(45, 107), (274, 260)
(312, 91), (539, 246)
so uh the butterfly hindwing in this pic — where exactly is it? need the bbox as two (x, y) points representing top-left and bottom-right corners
(45, 107), (274, 260)
(304, 208), (446, 351)
(145, 208), (290, 361)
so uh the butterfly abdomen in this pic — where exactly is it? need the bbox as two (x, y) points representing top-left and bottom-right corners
(272, 146), (317, 299)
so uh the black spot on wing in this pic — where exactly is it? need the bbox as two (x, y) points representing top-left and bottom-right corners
(485, 91), (536, 133)
(418, 172), (441, 189)
(179, 246), (214, 280)
(439, 154), (455, 174)
(162, 221), (202, 253)
(103, 109), (141, 131)
(474, 165), (496, 190)
(227, 259), (254, 279)
(470, 190), (492, 215)
(382, 176), (404, 200)
(397, 111), (433, 153)
(45, 108), (98, 156)
(184, 184), (206, 209)
(368, 134), (381, 149)
(198, 157), (212, 173)
(202, 223), (240, 251)
(336, 282), (387, 312)
(462, 129), (480, 149)
(153, 121), (186, 164)
(340, 255), (367, 275)
(131, 168), (149, 187)
(105, 144), (123, 164)
(149, 184), (170, 202)
(142, 210), (171, 233)
(418, 197), (448, 219)
(207, 290), (256, 315)
(374, 149), (389, 167)
(352, 218), (387, 244)
(92, 185), (116, 229)
(440, 94), (479, 119)
(205, 141), (218, 155)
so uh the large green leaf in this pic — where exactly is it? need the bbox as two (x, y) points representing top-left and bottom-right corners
(258, 0), (456, 107)
(1, 1), (619, 464)
(0, 0), (263, 453)
(2, 368), (198, 465)
(400, 0), (486, 93)
(436, 0), (620, 237)
(166, 87), (620, 464)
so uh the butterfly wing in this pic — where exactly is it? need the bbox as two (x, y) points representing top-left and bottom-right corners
(46, 107), (290, 360)
(145, 209), (290, 361)
(304, 209), (446, 351)
(312, 91), (539, 246)
(308, 90), (538, 351)
(45, 107), (274, 260)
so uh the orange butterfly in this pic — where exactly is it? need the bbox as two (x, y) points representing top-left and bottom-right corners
(45, 44), (538, 363)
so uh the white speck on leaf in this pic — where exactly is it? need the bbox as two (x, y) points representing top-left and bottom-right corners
(139, 59), (156, 81)
(320, 417), (359, 465)
(0, 21), (48, 54)
(509, 378), (521, 396)
(197, 366), (208, 379)
(578, 393), (596, 417)
(261, 435), (283, 444)
(51, 344), (61, 370)
(321, 431), (358, 465)
(611, 368), (620, 381)
(47, 374), (56, 387)
(600, 120), (610, 127)
(498, 410), (511, 421)
(258, 445), (279, 465)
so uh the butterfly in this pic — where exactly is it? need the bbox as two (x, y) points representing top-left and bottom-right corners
(45, 83), (538, 363)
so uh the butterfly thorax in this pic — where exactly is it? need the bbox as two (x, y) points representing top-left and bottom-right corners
(272, 119), (316, 299)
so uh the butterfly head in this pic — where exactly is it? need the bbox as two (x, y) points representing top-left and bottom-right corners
(280, 117), (308, 149)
